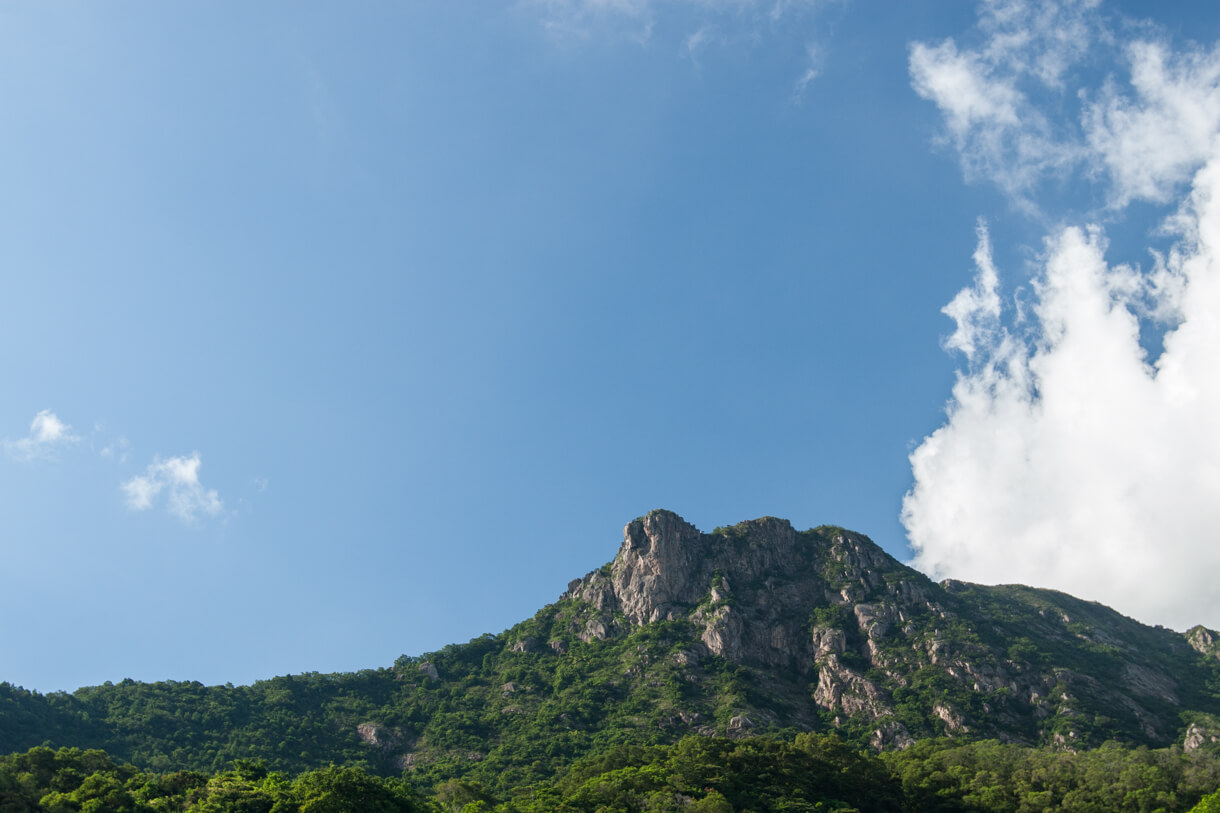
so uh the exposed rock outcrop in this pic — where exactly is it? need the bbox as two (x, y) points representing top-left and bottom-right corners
(1184, 720), (1220, 752)
(1188, 626), (1220, 660)
(356, 723), (396, 750)
(555, 509), (1217, 750)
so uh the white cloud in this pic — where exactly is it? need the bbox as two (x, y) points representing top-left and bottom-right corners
(904, 9), (1220, 627)
(1084, 40), (1220, 208)
(940, 220), (1003, 361)
(907, 3), (1091, 208)
(122, 453), (224, 523)
(4, 410), (80, 460)
(975, 0), (1101, 89)
(910, 0), (1220, 215)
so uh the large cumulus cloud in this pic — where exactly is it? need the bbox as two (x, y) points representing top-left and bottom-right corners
(903, 0), (1220, 629)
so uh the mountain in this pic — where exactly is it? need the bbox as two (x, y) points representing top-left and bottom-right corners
(4, 509), (1220, 792)
(559, 511), (1220, 750)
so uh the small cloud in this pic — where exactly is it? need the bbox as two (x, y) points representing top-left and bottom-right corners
(4, 410), (80, 461)
(28, 410), (74, 444)
(122, 453), (223, 523)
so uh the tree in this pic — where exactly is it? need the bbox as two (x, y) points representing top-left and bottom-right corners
(291, 765), (428, 813)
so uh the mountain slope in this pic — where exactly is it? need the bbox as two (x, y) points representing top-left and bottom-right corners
(3, 510), (1220, 791)
(557, 511), (1220, 750)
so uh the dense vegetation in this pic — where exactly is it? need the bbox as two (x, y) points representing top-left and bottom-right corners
(4, 738), (1220, 812)
(0, 611), (762, 788)
(5, 583), (1219, 788)
(4, 589), (1218, 791)
(0, 747), (429, 813)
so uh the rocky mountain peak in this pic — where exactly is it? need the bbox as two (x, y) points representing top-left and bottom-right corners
(608, 510), (800, 624)
(561, 507), (922, 659)
(555, 509), (1220, 751)
(563, 509), (821, 623)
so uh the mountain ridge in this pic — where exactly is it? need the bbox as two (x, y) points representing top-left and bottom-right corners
(3, 509), (1220, 790)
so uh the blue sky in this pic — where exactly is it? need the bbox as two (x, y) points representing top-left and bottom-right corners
(3, 1), (1219, 692)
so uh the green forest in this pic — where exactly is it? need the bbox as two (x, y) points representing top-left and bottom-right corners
(4, 737), (1220, 812)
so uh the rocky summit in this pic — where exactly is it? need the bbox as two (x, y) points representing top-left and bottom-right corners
(557, 510), (1220, 751)
(3, 509), (1220, 789)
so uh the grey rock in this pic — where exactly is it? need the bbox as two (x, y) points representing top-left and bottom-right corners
(1188, 626), (1220, 659)
(726, 714), (756, 738)
(510, 638), (540, 653)
(356, 723), (396, 750)
(1184, 722), (1219, 752)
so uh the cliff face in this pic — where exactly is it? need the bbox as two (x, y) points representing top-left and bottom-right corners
(558, 510), (1220, 750)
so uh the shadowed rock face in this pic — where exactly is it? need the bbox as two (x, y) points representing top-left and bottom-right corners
(560, 510), (1220, 751)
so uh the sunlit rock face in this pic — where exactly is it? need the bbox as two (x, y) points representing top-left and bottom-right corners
(560, 510), (1220, 750)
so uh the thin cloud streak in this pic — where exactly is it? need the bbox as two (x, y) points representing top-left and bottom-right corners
(528, 0), (842, 50)
(792, 42), (825, 102)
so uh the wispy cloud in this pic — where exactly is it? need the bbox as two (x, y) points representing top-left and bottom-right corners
(122, 453), (224, 524)
(940, 219), (1003, 362)
(792, 41), (825, 102)
(529, 0), (846, 102)
(904, 1), (1220, 629)
(3, 410), (80, 461)
(1085, 40), (1220, 208)
(908, 0), (1095, 210)
(98, 436), (131, 464)
(530, 0), (655, 44)
(684, 24), (717, 65)
(909, 0), (1220, 215)
(528, 0), (843, 54)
